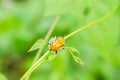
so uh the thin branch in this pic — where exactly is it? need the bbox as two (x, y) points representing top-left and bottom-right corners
(33, 15), (60, 63)
(64, 4), (119, 40)
(20, 51), (49, 80)
(25, 15), (60, 80)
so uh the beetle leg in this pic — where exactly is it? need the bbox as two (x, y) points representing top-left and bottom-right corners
(50, 49), (52, 51)
(55, 51), (57, 54)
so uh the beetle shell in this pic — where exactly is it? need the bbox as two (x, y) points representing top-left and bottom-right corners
(48, 36), (65, 53)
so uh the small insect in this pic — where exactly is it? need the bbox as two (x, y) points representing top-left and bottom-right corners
(48, 36), (65, 53)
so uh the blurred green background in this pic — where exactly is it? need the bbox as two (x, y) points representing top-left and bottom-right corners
(0, 0), (120, 80)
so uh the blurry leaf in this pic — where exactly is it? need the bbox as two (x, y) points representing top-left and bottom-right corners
(73, 56), (84, 65)
(0, 73), (7, 80)
(67, 47), (84, 65)
(41, 52), (57, 64)
(45, 0), (118, 18)
(67, 47), (80, 54)
(45, 0), (85, 19)
(47, 53), (57, 62)
(28, 39), (45, 52)
(79, 2), (120, 60)
(41, 60), (48, 64)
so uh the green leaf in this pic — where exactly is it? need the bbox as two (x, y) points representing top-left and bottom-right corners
(68, 47), (80, 54)
(41, 60), (48, 64)
(67, 47), (84, 65)
(0, 72), (8, 80)
(28, 39), (45, 52)
(41, 52), (57, 64)
(47, 53), (57, 62)
(73, 56), (84, 65)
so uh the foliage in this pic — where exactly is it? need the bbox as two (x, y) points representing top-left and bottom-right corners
(0, 0), (120, 80)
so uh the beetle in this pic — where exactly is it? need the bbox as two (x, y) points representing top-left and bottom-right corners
(48, 36), (65, 53)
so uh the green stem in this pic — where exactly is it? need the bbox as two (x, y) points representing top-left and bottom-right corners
(20, 51), (49, 80)
(33, 15), (60, 63)
(64, 4), (119, 40)
(26, 16), (60, 80)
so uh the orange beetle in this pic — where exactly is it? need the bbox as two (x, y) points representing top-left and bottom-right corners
(48, 36), (65, 53)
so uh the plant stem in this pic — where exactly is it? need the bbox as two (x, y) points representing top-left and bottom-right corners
(64, 4), (119, 40)
(20, 51), (49, 80)
(25, 16), (60, 80)
(33, 15), (60, 63)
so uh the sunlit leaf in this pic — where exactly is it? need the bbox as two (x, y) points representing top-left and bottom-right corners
(68, 47), (80, 54)
(67, 47), (84, 65)
(47, 53), (57, 62)
(41, 60), (48, 64)
(0, 72), (8, 80)
(28, 39), (45, 52)
(73, 56), (84, 65)
(41, 52), (57, 64)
